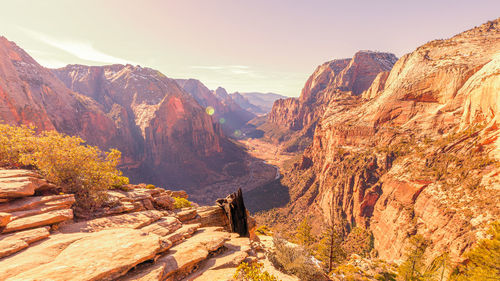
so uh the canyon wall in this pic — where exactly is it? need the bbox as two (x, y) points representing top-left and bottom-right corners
(272, 19), (500, 264)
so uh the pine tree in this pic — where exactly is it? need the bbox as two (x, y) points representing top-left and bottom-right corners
(295, 217), (316, 249)
(397, 234), (428, 281)
(315, 224), (345, 273)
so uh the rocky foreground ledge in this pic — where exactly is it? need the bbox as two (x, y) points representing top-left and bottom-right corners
(0, 169), (268, 281)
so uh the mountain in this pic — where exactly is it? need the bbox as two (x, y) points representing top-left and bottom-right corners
(261, 19), (500, 265)
(257, 51), (398, 152)
(175, 79), (255, 135)
(52, 65), (245, 190)
(231, 92), (287, 115)
(0, 36), (120, 150)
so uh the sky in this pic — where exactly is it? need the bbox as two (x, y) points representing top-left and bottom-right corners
(0, 0), (498, 97)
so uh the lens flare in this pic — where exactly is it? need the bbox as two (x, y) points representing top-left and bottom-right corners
(233, 130), (242, 137)
(205, 106), (215, 116)
(219, 118), (226, 124)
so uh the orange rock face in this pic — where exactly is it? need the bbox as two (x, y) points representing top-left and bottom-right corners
(271, 18), (500, 265)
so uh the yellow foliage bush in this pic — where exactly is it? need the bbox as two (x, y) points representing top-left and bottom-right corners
(0, 124), (128, 211)
(233, 262), (278, 281)
(173, 197), (192, 209)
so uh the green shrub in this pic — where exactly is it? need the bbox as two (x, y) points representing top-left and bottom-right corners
(233, 262), (278, 281)
(145, 184), (156, 189)
(0, 124), (128, 212)
(173, 197), (192, 209)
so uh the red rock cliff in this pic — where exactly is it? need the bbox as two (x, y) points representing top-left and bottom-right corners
(272, 19), (500, 265)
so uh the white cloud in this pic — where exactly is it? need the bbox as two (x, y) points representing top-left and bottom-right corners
(19, 27), (134, 65)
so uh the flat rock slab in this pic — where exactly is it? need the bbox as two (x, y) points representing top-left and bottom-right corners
(2, 209), (73, 233)
(0, 169), (40, 179)
(0, 194), (75, 213)
(0, 226), (50, 258)
(5, 228), (163, 281)
(0, 232), (89, 280)
(122, 227), (230, 281)
(140, 216), (182, 237)
(162, 227), (230, 280)
(0, 177), (39, 198)
(175, 209), (198, 222)
(0, 212), (11, 226)
(59, 210), (163, 233)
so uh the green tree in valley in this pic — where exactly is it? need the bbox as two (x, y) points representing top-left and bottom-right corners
(397, 234), (428, 281)
(452, 222), (500, 281)
(295, 217), (316, 250)
(315, 224), (345, 273)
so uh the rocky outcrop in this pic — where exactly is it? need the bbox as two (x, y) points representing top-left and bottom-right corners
(52, 65), (245, 190)
(262, 51), (397, 152)
(268, 51), (397, 131)
(0, 37), (119, 149)
(265, 18), (500, 265)
(0, 36), (250, 197)
(0, 168), (262, 281)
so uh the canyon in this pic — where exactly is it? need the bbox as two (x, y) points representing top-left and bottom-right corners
(0, 13), (498, 280)
(0, 36), (282, 206)
(257, 18), (500, 266)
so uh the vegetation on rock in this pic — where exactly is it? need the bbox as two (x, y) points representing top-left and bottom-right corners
(452, 222), (500, 281)
(269, 236), (328, 281)
(233, 262), (279, 281)
(0, 124), (128, 211)
(173, 196), (192, 209)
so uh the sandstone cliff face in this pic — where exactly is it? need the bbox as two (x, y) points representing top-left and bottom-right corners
(0, 37), (118, 147)
(175, 79), (255, 134)
(53, 65), (242, 188)
(272, 19), (500, 264)
(263, 51), (397, 152)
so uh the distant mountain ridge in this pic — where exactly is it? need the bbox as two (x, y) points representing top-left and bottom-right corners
(175, 79), (255, 135)
(231, 92), (287, 115)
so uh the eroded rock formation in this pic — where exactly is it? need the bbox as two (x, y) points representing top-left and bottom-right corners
(263, 51), (397, 151)
(0, 168), (264, 280)
(264, 18), (500, 265)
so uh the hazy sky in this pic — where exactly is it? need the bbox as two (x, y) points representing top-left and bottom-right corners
(0, 0), (498, 96)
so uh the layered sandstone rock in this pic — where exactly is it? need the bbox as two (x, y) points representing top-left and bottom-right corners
(267, 18), (500, 265)
(0, 169), (262, 281)
(53, 64), (244, 190)
(263, 51), (397, 152)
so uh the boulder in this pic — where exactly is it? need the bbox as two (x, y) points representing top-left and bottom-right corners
(154, 195), (175, 210)
(165, 223), (201, 245)
(175, 208), (198, 222)
(140, 216), (182, 237)
(2, 209), (73, 233)
(166, 190), (189, 199)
